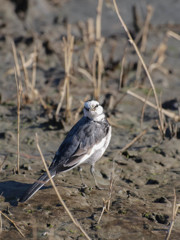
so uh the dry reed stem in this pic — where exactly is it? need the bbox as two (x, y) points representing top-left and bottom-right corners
(97, 170), (115, 224)
(88, 18), (95, 43)
(167, 31), (180, 41)
(140, 5), (153, 53)
(165, 189), (180, 240)
(56, 27), (74, 121)
(32, 46), (37, 89)
(77, 67), (93, 83)
(35, 133), (91, 240)
(19, 50), (47, 109)
(93, 0), (104, 100)
(149, 40), (167, 67)
(6, 52), (36, 76)
(136, 5), (153, 83)
(119, 49), (127, 90)
(0, 210), (25, 238)
(119, 129), (147, 154)
(19, 51), (30, 92)
(113, 0), (164, 136)
(127, 90), (180, 122)
(14, 68), (22, 174)
(74, 95), (89, 123)
(65, 25), (74, 121)
(149, 63), (169, 75)
(11, 41), (21, 78)
(78, 20), (92, 69)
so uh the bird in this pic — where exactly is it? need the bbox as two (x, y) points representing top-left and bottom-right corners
(19, 100), (111, 202)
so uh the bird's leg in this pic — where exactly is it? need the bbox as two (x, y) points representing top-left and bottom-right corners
(90, 165), (104, 190)
(78, 166), (87, 188)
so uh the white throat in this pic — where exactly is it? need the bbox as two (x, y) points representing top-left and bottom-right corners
(83, 100), (105, 122)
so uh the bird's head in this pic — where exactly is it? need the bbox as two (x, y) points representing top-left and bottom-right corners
(83, 100), (105, 121)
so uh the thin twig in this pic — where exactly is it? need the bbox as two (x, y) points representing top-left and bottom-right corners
(165, 189), (180, 240)
(0, 210), (25, 238)
(135, 5), (153, 83)
(35, 133), (91, 240)
(167, 31), (180, 41)
(77, 68), (93, 83)
(98, 161), (115, 224)
(113, 0), (164, 136)
(120, 129), (147, 154)
(127, 90), (180, 122)
(93, 0), (104, 100)
(74, 95), (89, 123)
(6, 52), (36, 76)
(119, 49), (127, 90)
(19, 51), (30, 92)
(32, 45), (37, 89)
(56, 27), (74, 121)
(15, 68), (22, 174)
(11, 41), (21, 77)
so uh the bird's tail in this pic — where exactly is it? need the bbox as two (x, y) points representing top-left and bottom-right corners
(19, 172), (55, 202)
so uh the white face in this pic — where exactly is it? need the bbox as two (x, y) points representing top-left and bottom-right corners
(83, 100), (104, 120)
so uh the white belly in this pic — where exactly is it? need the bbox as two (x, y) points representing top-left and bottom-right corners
(84, 125), (112, 165)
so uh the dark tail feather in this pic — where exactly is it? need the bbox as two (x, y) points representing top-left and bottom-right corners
(19, 172), (55, 202)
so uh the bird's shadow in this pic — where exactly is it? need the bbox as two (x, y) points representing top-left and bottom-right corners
(0, 181), (51, 206)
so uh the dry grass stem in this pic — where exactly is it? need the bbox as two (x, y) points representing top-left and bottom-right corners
(149, 40), (167, 67)
(35, 133), (91, 240)
(77, 67), (93, 83)
(6, 52), (36, 76)
(78, 20), (91, 69)
(93, 0), (104, 100)
(14, 68), (22, 174)
(136, 5), (153, 83)
(120, 129), (147, 154)
(127, 90), (180, 122)
(56, 26), (74, 121)
(98, 170), (115, 224)
(149, 63), (169, 75)
(19, 51), (30, 92)
(11, 41), (21, 78)
(167, 31), (180, 41)
(74, 95), (89, 123)
(165, 189), (180, 240)
(140, 5), (153, 53)
(32, 46), (37, 89)
(113, 0), (164, 136)
(119, 49), (126, 90)
(0, 210), (25, 238)
(88, 18), (95, 43)
(19, 50), (47, 109)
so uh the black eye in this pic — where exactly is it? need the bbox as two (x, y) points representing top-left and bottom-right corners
(84, 106), (89, 111)
(95, 104), (99, 108)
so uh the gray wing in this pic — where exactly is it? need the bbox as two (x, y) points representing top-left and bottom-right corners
(49, 117), (110, 173)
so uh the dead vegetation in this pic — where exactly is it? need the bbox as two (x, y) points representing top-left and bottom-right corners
(0, 0), (180, 239)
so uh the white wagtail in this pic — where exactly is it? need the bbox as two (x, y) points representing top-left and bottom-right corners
(19, 100), (111, 202)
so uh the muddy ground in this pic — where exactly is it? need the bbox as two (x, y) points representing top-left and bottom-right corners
(0, 0), (180, 239)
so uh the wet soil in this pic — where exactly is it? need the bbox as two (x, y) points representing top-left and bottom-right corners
(0, 0), (180, 239)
